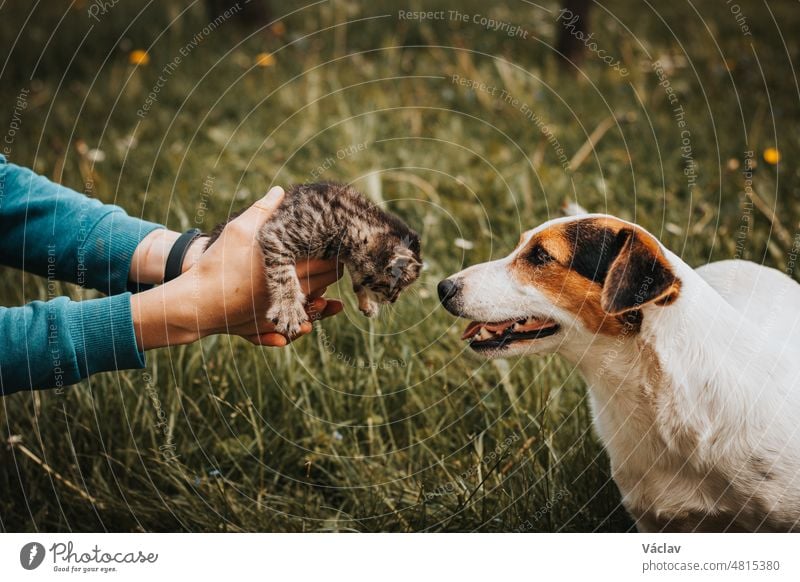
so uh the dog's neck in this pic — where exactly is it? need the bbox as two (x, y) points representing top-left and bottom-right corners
(557, 259), (769, 506)
(570, 257), (769, 409)
(548, 248), (800, 530)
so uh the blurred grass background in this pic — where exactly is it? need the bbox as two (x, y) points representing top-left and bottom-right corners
(0, 0), (797, 532)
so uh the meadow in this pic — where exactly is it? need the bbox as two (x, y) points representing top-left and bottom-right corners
(0, 0), (797, 532)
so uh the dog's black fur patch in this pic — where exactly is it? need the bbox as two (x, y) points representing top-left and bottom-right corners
(563, 220), (629, 284)
(560, 219), (678, 314)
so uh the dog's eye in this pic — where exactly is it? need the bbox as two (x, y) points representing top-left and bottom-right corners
(528, 244), (554, 266)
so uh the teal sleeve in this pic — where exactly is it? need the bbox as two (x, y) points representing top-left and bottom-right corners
(0, 293), (145, 395)
(0, 155), (163, 394)
(0, 154), (163, 294)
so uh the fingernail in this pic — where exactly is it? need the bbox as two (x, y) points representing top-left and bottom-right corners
(264, 186), (284, 204)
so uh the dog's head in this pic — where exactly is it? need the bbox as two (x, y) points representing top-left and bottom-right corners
(438, 214), (682, 358)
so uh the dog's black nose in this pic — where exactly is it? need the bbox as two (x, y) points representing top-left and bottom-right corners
(437, 279), (460, 304)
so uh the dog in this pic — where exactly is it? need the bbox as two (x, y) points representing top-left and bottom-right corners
(439, 213), (800, 532)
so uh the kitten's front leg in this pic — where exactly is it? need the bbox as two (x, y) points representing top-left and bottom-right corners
(265, 261), (308, 337)
(353, 284), (380, 318)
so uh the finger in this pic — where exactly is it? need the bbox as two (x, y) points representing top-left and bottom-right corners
(296, 259), (343, 278)
(247, 333), (287, 347)
(319, 299), (344, 319)
(249, 320), (313, 344)
(305, 297), (327, 320)
(307, 286), (327, 300)
(299, 270), (344, 295)
(230, 186), (285, 232)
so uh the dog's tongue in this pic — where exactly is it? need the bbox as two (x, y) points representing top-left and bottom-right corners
(462, 321), (483, 340)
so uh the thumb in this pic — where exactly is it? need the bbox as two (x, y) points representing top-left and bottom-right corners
(231, 186), (285, 231)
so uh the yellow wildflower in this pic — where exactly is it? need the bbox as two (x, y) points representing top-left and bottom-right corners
(271, 21), (287, 37)
(129, 50), (150, 66)
(763, 147), (780, 165)
(255, 52), (276, 67)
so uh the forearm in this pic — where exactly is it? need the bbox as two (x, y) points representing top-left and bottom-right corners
(0, 294), (145, 395)
(0, 155), (163, 294)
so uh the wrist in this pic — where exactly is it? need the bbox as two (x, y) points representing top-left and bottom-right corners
(129, 229), (180, 285)
(182, 237), (206, 274)
(130, 278), (202, 350)
(129, 230), (207, 285)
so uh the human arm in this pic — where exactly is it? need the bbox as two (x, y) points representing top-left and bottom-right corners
(0, 154), (163, 294)
(0, 185), (343, 395)
(130, 187), (343, 349)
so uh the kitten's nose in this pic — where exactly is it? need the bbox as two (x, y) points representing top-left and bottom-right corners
(437, 279), (460, 304)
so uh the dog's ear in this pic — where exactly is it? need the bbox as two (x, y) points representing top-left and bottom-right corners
(600, 228), (679, 315)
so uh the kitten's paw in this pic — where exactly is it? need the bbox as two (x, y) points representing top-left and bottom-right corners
(359, 299), (381, 318)
(267, 302), (308, 337)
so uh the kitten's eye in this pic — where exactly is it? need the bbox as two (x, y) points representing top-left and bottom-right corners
(528, 244), (554, 266)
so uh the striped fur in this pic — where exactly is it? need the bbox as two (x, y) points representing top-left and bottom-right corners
(206, 183), (421, 336)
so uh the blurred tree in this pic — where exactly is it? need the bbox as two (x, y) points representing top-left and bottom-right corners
(206, 0), (271, 26)
(556, 0), (593, 67)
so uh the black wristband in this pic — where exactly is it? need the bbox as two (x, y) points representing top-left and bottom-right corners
(163, 228), (202, 283)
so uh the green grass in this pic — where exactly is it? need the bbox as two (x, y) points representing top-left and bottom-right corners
(1, 0), (798, 532)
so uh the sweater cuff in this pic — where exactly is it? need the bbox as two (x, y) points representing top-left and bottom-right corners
(66, 293), (145, 378)
(84, 210), (163, 295)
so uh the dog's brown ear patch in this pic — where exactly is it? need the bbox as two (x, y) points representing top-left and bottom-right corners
(600, 229), (679, 315)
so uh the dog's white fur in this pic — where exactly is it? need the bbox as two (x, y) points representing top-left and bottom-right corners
(446, 214), (800, 531)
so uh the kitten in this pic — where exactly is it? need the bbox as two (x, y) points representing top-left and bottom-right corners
(205, 182), (422, 336)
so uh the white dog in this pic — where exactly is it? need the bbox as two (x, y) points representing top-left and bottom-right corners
(439, 214), (800, 532)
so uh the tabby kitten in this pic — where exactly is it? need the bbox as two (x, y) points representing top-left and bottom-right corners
(205, 183), (422, 336)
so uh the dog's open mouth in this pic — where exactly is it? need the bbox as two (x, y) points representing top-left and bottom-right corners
(461, 316), (560, 350)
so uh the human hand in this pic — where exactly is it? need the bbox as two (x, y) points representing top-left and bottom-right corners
(130, 187), (343, 350)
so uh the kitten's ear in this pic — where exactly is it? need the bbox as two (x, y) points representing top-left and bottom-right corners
(408, 233), (421, 255)
(387, 245), (421, 273)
